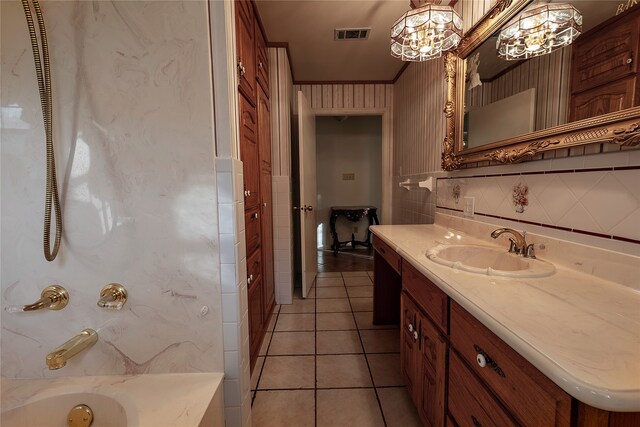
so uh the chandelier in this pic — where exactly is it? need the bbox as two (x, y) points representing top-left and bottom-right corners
(390, 3), (463, 62)
(497, 2), (582, 60)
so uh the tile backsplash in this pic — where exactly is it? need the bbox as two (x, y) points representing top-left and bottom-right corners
(436, 167), (640, 245)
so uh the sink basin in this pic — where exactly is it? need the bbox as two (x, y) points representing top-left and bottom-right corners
(426, 244), (555, 278)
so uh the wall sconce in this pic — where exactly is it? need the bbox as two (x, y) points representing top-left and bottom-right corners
(497, 2), (582, 60)
(391, 3), (463, 62)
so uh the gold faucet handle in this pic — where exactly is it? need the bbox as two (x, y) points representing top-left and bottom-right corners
(5, 285), (69, 313)
(97, 283), (127, 310)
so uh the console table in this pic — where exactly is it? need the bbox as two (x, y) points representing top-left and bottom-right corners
(329, 206), (380, 255)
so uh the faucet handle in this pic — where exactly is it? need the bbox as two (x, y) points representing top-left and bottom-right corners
(507, 238), (520, 254)
(97, 283), (128, 310)
(5, 285), (69, 313)
(524, 243), (536, 259)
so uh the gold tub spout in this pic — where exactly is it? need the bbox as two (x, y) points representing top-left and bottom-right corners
(46, 328), (98, 370)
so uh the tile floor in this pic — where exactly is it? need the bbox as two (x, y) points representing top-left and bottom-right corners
(251, 271), (422, 427)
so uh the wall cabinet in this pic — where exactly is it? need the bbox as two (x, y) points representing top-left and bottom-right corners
(569, 8), (639, 121)
(235, 0), (274, 371)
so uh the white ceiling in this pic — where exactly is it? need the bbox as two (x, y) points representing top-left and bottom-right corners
(254, 0), (414, 82)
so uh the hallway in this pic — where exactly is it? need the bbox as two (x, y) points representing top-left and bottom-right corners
(250, 271), (421, 427)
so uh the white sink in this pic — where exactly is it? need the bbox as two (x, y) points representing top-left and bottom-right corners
(426, 244), (555, 278)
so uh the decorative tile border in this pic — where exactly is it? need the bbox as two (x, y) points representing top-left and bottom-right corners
(436, 166), (640, 245)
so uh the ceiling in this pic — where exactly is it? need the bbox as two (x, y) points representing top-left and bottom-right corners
(254, 0), (415, 82)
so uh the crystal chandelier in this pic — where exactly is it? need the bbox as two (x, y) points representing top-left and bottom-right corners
(390, 3), (463, 62)
(497, 2), (582, 60)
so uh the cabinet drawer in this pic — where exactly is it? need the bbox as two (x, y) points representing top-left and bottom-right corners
(449, 351), (517, 427)
(245, 208), (261, 255)
(372, 235), (401, 274)
(402, 261), (448, 333)
(450, 301), (572, 427)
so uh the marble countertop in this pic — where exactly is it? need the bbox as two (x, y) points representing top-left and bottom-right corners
(370, 223), (640, 412)
(1, 372), (224, 426)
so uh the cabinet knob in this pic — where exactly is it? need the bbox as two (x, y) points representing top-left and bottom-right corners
(248, 274), (254, 284)
(238, 61), (246, 76)
(476, 353), (487, 368)
(292, 206), (300, 211)
(408, 324), (414, 333)
(413, 331), (418, 341)
(251, 213), (259, 219)
(258, 61), (263, 69)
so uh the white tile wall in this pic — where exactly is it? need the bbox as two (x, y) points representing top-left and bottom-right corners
(436, 166), (640, 252)
(216, 158), (250, 427)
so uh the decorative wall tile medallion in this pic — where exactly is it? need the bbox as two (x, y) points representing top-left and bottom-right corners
(512, 182), (529, 213)
(452, 184), (461, 204)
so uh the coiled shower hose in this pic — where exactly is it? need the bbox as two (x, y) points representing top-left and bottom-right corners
(21, 0), (62, 261)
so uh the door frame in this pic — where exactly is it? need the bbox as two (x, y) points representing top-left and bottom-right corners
(312, 107), (393, 225)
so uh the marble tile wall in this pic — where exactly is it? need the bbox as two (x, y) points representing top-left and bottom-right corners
(1, 0), (224, 379)
(392, 173), (436, 225)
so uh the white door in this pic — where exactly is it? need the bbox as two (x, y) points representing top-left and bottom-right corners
(297, 91), (317, 298)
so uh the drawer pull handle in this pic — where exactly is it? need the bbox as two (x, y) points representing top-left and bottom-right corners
(474, 344), (506, 378)
(471, 415), (482, 427)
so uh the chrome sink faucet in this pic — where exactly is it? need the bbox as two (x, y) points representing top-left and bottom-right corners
(46, 328), (98, 370)
(490, 228), (536, 258)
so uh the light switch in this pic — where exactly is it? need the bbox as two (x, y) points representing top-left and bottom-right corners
(342, 173), (355, 181)
(463, 197), (475, 217)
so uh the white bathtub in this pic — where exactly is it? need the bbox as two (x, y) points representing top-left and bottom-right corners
(1, 373), (224, 427)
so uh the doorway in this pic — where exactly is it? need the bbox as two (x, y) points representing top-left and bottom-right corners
(316, 115), (382, 273)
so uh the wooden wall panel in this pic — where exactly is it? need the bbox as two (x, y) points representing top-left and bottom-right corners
(292, 83), (394, 111)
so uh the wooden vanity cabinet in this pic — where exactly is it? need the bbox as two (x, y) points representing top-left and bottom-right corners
(235, 0), (256, 105)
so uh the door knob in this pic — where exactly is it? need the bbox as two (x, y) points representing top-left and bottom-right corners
(293, 206), (300, 211)
(303, 205), (313, 212)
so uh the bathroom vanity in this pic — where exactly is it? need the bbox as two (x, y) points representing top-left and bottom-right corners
(371, 216), (640, 427)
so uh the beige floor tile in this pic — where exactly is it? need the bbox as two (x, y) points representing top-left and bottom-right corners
(316, 298), (351, 313)
(350, 297), (373, 312)
(316, 277), (344, 287)
(307, 288), (316, 298)
(317, 272), (342, 277)
(353, 311), (398, 330)
(252, 390), (315, 427)
(317, 330), (363, 354)
(367, 270), (374, 277)
(316, 312), (357, 330)
(268, 331), (315, 355)
(275, 313), (315, 332)
(316, 287), (348, 299)
(360, 329), (400, 353)
(368, 353), (404, 386)
(341, 271), (370, 277)
(317, 388), (385, 427)
(259, 332), (272, 356)
(344, 276), (373, 287)
(377, 387), (422, 427)
(251, 356), (266, 390)
(258, 356), (315, 389)
(316, 354), (373, 388)
(347, 286), (374, 298)
(280, 298), (315, 314)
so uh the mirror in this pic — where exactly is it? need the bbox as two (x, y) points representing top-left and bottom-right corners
(442, 0), (640, 170)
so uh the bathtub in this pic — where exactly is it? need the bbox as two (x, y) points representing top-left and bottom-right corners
(1, 372), (224, 427)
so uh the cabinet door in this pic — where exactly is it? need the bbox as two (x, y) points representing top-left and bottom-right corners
(256, 22), (269, 96)
(248, 276), (264, 365)
(401, 293), (420, 401)
(260, 170), (275, 321)
(571, 11), (639, 94)
(235, 0), (256, 105)
(570, 76), (636, 121)
(239, 95), (260, 210)
(416, 311), (447, 427)
(257, 84), (272, 170)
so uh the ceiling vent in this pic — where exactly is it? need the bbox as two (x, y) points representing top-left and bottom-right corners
(335, 28), (371, 41)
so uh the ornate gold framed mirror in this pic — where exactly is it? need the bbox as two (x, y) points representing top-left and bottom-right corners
(442, 0), (640, 170)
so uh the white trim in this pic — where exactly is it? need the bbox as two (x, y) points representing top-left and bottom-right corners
(313, 107), (393, 225)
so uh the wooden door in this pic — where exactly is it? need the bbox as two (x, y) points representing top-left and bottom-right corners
(258, 85), (272, 170)
(416, 312), (447, 427)
(296, 91), (317, 298)
(235, 0), (256, 105)
(239, 95), (260, 209)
